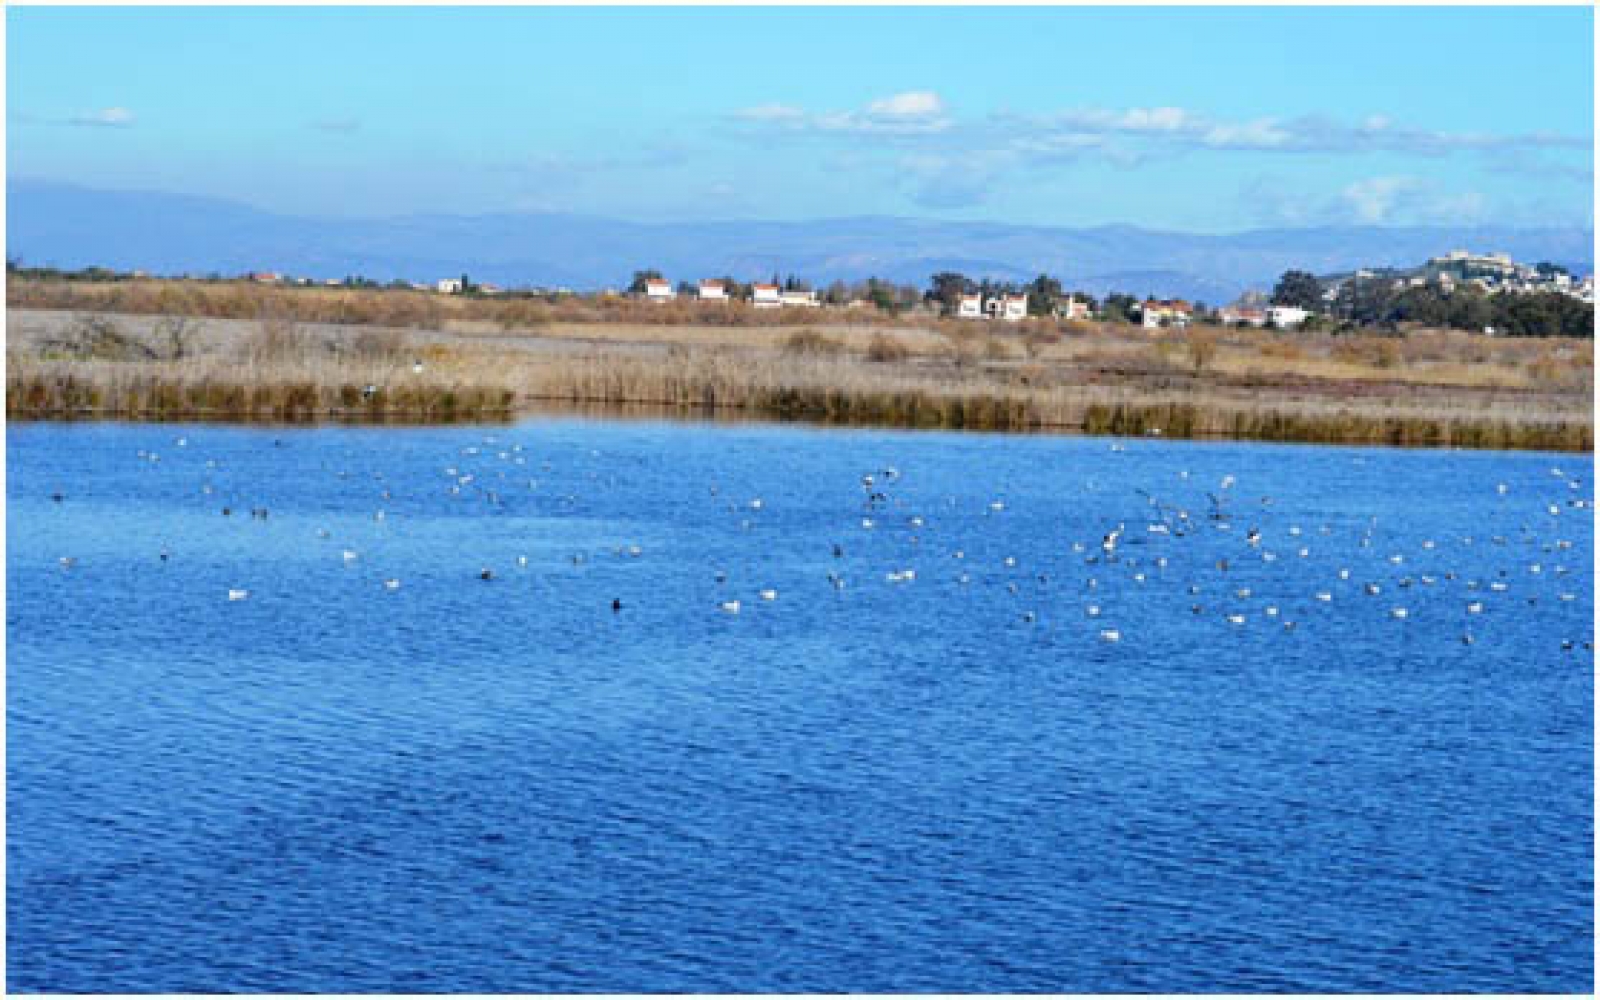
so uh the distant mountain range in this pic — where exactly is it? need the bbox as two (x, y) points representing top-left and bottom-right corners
(8, 179), (1593, 303)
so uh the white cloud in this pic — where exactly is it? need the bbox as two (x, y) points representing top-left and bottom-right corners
(1341, 176), (1421, 224)
(733, 91), (951, 135)
(865, 91), (945, 118)
(1247, 174), (1495, 227)
(1116, 106), (1190, 131)
(728, 97), (1590, 219)
(68, 107), (133, 127)
(1204, 119), (1293, 149)
(898, 151), (1009, 208)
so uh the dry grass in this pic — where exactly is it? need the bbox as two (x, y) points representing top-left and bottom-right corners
(6, 298), (1592, 450)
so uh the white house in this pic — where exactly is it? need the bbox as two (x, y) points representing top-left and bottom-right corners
(435, 278), (464, 294)
(1267, 305), (1310, 329)
(957, 293), (983, 319)
(1058, 297), (1092, 321)
(984, 294), (1028, 322)
(780, 289), (821, 308)
(1217, 305), (1268, 327)
(752, 283), (783, 309)
(697, 280), (728, 302)
(643, 278), (675, 303)
(1141, 299), (1193, 329)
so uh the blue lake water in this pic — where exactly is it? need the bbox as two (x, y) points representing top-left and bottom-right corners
(6, 418), (1594, 992)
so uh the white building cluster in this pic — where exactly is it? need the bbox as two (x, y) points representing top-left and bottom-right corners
(636, 278), (821, 308)
(956, 293), (1029, 322)
(1400, 250), (1593, 302)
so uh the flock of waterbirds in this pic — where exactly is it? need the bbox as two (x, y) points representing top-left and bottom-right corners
(48, 431), (1595, 654)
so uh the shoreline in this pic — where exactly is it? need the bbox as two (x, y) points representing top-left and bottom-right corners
(7, 303), (1592, 452)
(8, 394), (1591, 453)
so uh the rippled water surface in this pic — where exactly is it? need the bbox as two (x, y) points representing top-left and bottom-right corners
(7, 419), (1594, 992)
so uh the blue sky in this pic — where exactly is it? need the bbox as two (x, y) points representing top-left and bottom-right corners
(7, 6), (1594, 231)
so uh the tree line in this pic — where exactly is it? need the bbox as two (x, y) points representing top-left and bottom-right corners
(12, 257), (1592, 337)
(1273, 269), (1593, 338)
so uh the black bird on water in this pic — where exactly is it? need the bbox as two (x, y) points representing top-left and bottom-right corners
(479, 568), (494, 581)
(612, 599), (622, 613)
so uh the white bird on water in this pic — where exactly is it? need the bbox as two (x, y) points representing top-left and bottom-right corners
(1099, 629), (1121, 643)
(759, 588), (778, 601)
(720, 600), (741, 614)
(228, 588), (249, 601)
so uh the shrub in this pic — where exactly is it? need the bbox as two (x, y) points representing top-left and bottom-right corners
(1186, 328), (1219, 374)
(865, 333), (910, 363)
(42, 314), (156, 361)
(983, 336), (1016, 361)
(782, 328), (844, 357)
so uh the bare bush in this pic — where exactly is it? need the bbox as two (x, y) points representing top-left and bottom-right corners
(782, 328), (845, 357)
(154, 316), (194, 361)
(983, 336), (1016, 361)
(345, 328), (410, 362)
(41, 314), (156, 361)
(1186, 329), (1219, 375)
(246, 313), (315, 364)
(865, 333), (910, 363)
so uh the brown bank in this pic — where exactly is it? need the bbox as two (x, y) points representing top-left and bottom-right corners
(5, 283), (1592, 451)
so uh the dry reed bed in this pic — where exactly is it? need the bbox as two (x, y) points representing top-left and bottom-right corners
(507, 350), (1592, 451)
(7, 357), (516, 422)
(10, 278), (1588, 392)
(7, 278), (922, 332)
(6, 306), (1591, 450)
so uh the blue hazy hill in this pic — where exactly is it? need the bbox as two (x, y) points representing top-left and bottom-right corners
(9, 179), (1593, 302)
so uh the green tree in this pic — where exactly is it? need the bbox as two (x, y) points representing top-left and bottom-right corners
(927, 272), (973, 313)
(1026, 273), (1063, 317)
(866, 277), (897, 312)
(1272, 270), (1324, 311)
(1101, 293), (1138, 324)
